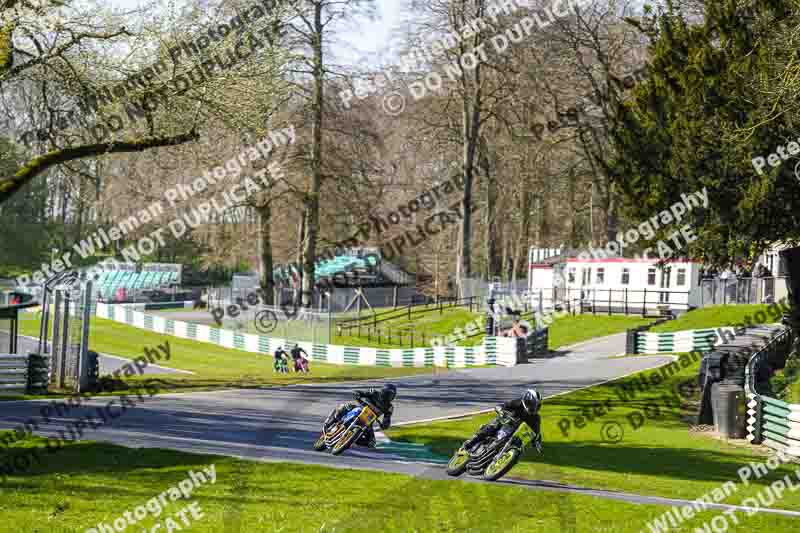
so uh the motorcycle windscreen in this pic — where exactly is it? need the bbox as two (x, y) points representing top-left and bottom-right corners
(495, 428), (511, 441)
(341, 407), (363, 424)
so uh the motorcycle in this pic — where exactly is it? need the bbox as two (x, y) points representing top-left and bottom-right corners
(446, 410), (541, 481)
(313, 400), (379, 455)
(294, 357), (310, 374)
(273, 356), (289, 374)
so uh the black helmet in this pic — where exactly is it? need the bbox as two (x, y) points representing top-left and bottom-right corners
(522, 389), (541, 414)
(382, 383), (397, 402)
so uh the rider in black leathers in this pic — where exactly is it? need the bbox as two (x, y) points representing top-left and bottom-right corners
(323, 384), (396, 448)
(463, 389), (542, 451)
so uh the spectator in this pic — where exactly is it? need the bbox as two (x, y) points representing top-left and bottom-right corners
(503, 316), (528, 337)
(754, 263), (772, 278)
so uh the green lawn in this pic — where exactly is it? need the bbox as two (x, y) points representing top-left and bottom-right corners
(388, 352), (800, 510)
(650, 304), (784, 333)
(0, 436), (798, 532)
(188, 304), (484, 349)
(15, 315), (441, 394)
(332, 306), (485, 349)
(547, 313), (656, 349)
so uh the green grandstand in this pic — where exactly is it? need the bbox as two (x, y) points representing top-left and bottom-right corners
(95, 270), (178, 300)
(273, 253), (384, 286)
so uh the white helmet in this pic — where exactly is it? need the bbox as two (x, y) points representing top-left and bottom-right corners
(522, 389), (541, 414)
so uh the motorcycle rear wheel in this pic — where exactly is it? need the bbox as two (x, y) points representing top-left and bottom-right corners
(482, 448), (520, 481)
(446, 449), (470, 477)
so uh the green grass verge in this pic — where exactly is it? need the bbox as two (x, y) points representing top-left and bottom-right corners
(182, 305), (483, 349)
(330, 306), (485, 349)
(547, 314), (656, 349)
(388, 353), (800, 510)
(15, 315), (441, 394)
(650, 304), (784, 333)
(1, 436), (798, 532)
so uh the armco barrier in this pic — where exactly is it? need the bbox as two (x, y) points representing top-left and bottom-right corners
(0, 354), (28, 394)
(95, 302), (519, 368)
(635, 328), (733, 354)
(745, 327), (798, 457)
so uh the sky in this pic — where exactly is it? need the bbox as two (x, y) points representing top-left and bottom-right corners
(109, 0), (400, 67)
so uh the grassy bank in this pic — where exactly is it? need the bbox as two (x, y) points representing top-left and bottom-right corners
(15, 314), (440, 394)
(1, 435), (798, 532)
(388, 352), (800, 509)
(651, 304), (783, 333)
(547, 314), (655, 348)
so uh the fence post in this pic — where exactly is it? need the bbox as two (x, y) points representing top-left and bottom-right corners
(626, 328), (639, 355)
(393, 285), (398, 309)
(608, 291), (612, 315)
(642, 288), (647, 317)
(624, 288), (628, 315)
(593, 291), (596, 315)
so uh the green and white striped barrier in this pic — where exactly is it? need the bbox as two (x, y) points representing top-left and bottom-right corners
(95, 302), (519, 368)
(106, 301), (195, 312)
(635, 328), (734, 354)
(747, 393), (800, 458)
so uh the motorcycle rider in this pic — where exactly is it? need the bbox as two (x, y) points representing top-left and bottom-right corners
(273, 346), (289, 373)
(463, 389), (543, 452)
(323, 384), (396, 448)
(290, 344), (310, 373)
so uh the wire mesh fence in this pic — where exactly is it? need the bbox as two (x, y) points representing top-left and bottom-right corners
(40, 274), (93, 392)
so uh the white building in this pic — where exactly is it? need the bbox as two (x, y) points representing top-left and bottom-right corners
(528, 248), (703, 313)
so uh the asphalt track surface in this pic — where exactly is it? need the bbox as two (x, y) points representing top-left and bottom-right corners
(2, 332), (800, 518)
(7, 333), (188, 376)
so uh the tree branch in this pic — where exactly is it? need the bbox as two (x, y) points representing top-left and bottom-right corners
(0, 129), (199, 204)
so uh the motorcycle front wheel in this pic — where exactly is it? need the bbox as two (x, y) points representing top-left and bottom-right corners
(446, 449), (470, 477)
(313, 432), (327, 451)
(330, 427), (362, 455)
(482, 448), (520, 481)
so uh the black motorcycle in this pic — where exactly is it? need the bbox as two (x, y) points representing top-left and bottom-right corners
(446, 409), (542, 481)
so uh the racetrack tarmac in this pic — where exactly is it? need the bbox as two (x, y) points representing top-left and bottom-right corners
(5, 333), (797, 516)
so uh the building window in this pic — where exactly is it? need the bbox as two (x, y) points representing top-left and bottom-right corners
(568, 268), (575, 283)
(621, 268), (630, 285)
(677, 268), (686, 286)
(647, 268), (656, 286)
(596, 268), (605, 284)
(582, 268), (591, 285)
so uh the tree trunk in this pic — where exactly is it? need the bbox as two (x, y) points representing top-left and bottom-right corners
(296, 208), (306, 303)
(779, 248), (800, 331)
(481, 139), (497, 281)
(258, 204), (275, 306)
(459, 94), (480, 285)
(604, 179), (618, 244)
(302, 1), (324, 309)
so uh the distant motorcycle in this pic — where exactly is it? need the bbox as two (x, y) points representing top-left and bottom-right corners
(446, 411), (541, 481)
(313, 400), (378, 455)
(294, 357), (310, 374)
(273, 357), (288, 374)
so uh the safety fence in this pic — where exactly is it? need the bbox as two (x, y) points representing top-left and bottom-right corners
(95, 303), (519, 368)
(114, 301), (196, 311)
(633, 328), (733, 354)
(0, 355), (28, 394)
(520, 327), (549, 360)
(745, 328), (798, 457)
